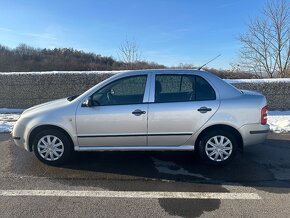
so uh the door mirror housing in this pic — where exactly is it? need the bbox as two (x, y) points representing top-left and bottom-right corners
(82, 97), (93, 107)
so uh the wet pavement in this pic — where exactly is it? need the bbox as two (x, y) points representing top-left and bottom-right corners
(0, 132), (290, 217)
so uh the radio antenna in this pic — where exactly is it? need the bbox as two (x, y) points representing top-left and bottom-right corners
(197, 54), (221, 70)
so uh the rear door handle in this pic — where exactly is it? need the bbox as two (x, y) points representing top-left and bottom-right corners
(197, 107), (212, 113)
(132, 109), (146, 116)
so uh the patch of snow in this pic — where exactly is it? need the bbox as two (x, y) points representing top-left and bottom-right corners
(0, 113), (21, 133)
(0, 121), (16, 133)
(0, 71), (122, 75)
(0, 108), (24, 113)
(268, 111), (290, 133)
(225, 78), (290, 84)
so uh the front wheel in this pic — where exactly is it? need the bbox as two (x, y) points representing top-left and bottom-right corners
(32, 129), (73, 166)
(198, 130), (238, 166)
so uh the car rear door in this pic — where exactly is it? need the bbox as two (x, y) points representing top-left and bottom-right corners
(76, 74), (150, 147)
(148, 73), (220, 146)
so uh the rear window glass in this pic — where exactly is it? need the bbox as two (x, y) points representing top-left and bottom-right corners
(155, 75), (195, 103)
(195, 76), (216, 101)
(155, 74), (216, 103)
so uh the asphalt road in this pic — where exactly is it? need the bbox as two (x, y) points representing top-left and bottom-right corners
(0, 132), (290, 218)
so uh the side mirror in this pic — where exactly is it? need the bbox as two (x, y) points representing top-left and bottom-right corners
(82, 97), (93, 107)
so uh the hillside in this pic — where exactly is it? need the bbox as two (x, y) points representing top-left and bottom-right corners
(0, 44), (255, 79)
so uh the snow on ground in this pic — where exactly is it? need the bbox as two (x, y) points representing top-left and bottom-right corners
(0, 71), (122, 75)
(0, 113), (21, 133)
(0, 108), (24, 113)
(268, 111), (290, 133)
(0, 109), (289, 134)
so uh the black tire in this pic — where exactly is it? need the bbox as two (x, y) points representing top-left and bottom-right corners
(32, 129), (73, 166)
(197, 130), (238, 166)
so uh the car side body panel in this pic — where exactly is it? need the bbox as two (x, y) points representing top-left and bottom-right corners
(147, 100), (220, 146)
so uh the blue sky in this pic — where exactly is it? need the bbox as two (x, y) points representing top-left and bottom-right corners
(0, 0), (267, 69)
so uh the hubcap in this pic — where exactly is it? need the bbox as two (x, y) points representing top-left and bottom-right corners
(37, 135), (64, 161)
(205, 135), (233, 162)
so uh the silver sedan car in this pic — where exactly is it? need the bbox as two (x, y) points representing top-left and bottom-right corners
(12, 69), (270, 166)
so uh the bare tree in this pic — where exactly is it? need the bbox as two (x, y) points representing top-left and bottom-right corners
(239, 0), (290, 78)
(118, 39), (142, 69)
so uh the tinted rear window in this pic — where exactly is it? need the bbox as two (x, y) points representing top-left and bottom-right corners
(195, 76), (216, 101)
(155, 74), (216, 103)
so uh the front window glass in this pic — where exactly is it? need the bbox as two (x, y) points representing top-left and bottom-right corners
(91, 75), (147, 106)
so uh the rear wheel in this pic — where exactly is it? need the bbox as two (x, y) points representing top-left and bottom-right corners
(198, 130), (238, 166)
(32, 129), (73, 166)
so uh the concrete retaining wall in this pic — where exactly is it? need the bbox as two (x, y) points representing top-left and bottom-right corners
(0, 72), (289, 110)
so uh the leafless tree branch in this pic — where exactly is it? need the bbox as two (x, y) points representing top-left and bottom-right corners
(118, 39), (142, 70)
(239, 0), (289, 78)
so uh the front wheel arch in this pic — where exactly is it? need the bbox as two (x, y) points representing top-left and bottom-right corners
(28, 125), (74, 152)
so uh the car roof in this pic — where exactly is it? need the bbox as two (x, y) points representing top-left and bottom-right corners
(111, 69), (207, 77)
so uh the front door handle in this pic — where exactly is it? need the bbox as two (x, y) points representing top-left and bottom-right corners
(198, 107), (212, 113)
(132, 109), (146, 116)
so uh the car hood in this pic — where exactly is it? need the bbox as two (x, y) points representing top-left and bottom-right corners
(22, 98), (70, 117)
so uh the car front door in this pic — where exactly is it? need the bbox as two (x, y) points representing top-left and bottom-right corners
(76, 75), (149, 147)
(148, 74), (220, 146)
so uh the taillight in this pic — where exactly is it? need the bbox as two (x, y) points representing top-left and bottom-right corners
(261, 105), (268, 125)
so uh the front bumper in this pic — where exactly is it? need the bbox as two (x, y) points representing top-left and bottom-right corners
(239, 123), (270, 146)
(12, 121), (29, 151)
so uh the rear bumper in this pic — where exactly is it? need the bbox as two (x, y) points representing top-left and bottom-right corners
(239, 124), (270, 146)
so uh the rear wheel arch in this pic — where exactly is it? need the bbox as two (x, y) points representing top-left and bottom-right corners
(28, 125), (74, 152)
(195, 124), (243, 151)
